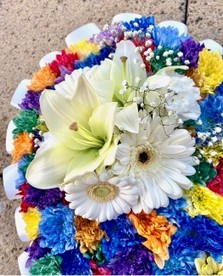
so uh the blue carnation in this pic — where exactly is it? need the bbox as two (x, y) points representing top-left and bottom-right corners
(60, 248), (92, 275)
(16, 154), (34, 189)
(75, 47), (114, 69)
(195, 84), (223, 145)
(39, 204), (76, 255)
(100, 214), (144, 261)
(152, 26), (189, 51)
(123, 16), (155, 33)
(153, 248), (199, 275)
(157, 198), (188, 226)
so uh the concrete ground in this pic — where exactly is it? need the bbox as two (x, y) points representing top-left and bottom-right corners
(0, 0), (222, 274)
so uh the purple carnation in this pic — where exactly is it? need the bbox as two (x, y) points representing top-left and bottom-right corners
(19, 90), (41, 113)
(107, 244), (153, 275)
(54, 65), (72, 84)
(90, 22), (123, 48)
(25, 238), (50, 268)
(24, 184), (64, 210)
(180, 38), (205, 68)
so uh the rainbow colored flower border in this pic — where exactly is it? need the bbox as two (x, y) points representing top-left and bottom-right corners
(3, 13), (223, 275)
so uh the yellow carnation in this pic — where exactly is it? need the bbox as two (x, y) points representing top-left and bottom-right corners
(185, 184), (223, 225)
(191, 49), (223, 97)
(69, 39), (99, 60)
(23, 207), (41, 240)
(195, 255), (223, 275)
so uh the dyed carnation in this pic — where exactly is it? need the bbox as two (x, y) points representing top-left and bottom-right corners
(207, 159), (223, 196)
(90, 22), (124, 48)
(150, 46), (183, 73)
(23, 207), (41, 240)
(25, 238), (50, 267)
(100, 214), (144, 261)
(191, 49), (223, 97)
(12, 132), (34, 163)
(16, 154), (34, 188)
(23, 184), (64, 210)
(39, 204), (76, 255)
(74, 216), (106, 254)
(172, 214), (223, 262)
(180, 38), (205, 68)
(19, 91), (41, 113)
(153, 248), (198, 275)
(49, 49), (79, 75)
(29, 254), (62, 275)
(185, 184), (223, 225)
(107, 244), (153, 275)
(60, 248), (92, 275)
(90, 261), (110, 275)
(188, 150), (217, 185)
(13, 109), (39, 138)
(152, 26), (189, 50)
(28, 65), (58, 92)
(75, 47), (114, 69)
(195, 90), (223, 146)
(123, 16), (155, 34)
(129, 211), (177, 268)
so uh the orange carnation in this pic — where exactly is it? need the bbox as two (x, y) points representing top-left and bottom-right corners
(28, 65), (58, 92)
(12, 132), (33, 163)
(128, 211), (177, 268)
(74, 216), (107, 254)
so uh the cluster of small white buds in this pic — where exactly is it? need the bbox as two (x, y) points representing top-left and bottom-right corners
(133, 96), (143, 104)
(177, 51), (183, 57)
(135, 77), (141, 84)
(184, 60), (190, 65)
(165, 58), (172, 66)
(34, 138), (41, 148)
(29, 133), (35, 139)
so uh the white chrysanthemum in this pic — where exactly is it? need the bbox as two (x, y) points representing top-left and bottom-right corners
(113, 115), (196, 213)
(64, 171), (139, 222)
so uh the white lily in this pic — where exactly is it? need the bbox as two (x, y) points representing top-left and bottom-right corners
(26, 76), (119, 189)
(91, 40), (147, 106)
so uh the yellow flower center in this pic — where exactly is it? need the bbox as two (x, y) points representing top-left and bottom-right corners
(88, 182), (118, 202)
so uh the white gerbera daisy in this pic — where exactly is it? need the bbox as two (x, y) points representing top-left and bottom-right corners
(64, 171), (139, 222)
(113, 115), (196, 213)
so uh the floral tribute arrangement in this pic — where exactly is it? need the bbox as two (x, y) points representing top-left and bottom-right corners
(4, 13), (223, 275)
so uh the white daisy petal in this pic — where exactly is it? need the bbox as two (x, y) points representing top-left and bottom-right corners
(113, 114), (196, 211)
(64, 171), (138, 222)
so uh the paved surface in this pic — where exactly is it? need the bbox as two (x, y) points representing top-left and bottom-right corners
(0, 0), (222, 274)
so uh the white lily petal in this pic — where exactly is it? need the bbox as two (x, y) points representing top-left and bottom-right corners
(158, 20), (188, 35)
(18, 251), (30, 275)
(3, 164), (21, 200)
(26, 142), (74, 189)
(65, 23), (100, 46)
(39, 51), (61, 68)
(92, 58), (112, 80)
(11, 79), (31, 108)
(113, 40), (147, 86)
(90, 80), (114, 103)
(89, 102), (117, 142)
(6, 120), (16, 154)
(15, 207), (29, 242)
(64, 149), (104, 183)
(41, 75), (100, 133)
(200, 39), (223, 55)
(115, 103), (139, 133)
(112, 13), (142, 24)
